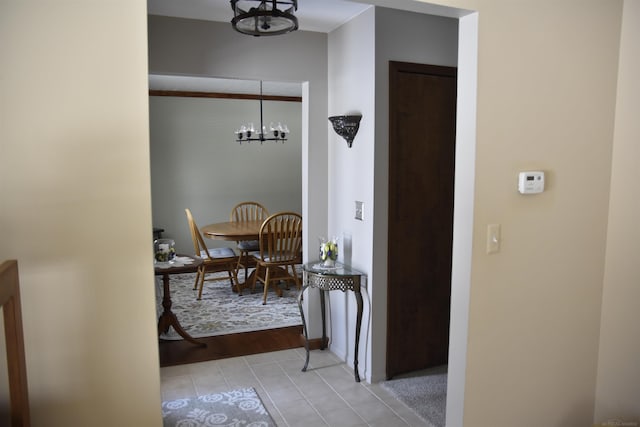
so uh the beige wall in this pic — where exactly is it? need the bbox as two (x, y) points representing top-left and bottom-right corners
(1, 0), (636, 425)
(440, 0), (628, 424)
(365, 0), (629, 424)
(465, 2), (621, 425)
(595, 0), (640, 421)
(0, 1), (161, 426)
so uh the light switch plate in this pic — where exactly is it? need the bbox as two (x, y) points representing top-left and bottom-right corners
(355, 201), (364, 221)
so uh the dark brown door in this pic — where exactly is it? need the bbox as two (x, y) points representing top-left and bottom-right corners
(387, 61), (457, 378)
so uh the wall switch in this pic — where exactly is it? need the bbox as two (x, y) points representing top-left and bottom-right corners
(355, 201), (364, 221)
(487, 224), (501, 254)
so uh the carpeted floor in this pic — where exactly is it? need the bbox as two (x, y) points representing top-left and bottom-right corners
(156, 269), (302, 339)
(161, 387), (276, 427)
(380, 365), (447, 427)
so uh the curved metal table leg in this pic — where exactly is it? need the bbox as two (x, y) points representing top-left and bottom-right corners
(353, 290), (363, 382)
(298, 263), (364, 382)
(298, 284), (311, 372)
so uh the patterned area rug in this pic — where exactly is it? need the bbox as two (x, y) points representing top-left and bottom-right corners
(162, 387), (276, 427)
(156, 269), (302, 339)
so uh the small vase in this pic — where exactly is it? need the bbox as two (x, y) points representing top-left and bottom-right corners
(154, 238), (176, 263)
(319, 236), (338, 267)
(322, 259), (335, 268)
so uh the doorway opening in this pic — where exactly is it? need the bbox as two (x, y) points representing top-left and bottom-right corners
(148, 75), (305, 366)
(386, 61), (457, 379)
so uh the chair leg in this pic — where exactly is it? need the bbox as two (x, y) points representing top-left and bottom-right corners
(226, 268), (235, 294)
(243, 254), (250, 283)
(252, 264), (260, 294)
(262, 267), (271, 305)
(197, 267), (206, 300)
(193, 269), (201, 290)
(231, 262), (242, 296)
(236, 252), (245, 283)
(291, 264), (301, 290)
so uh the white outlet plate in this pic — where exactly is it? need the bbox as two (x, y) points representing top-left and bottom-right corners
(355, 201), (364, 221)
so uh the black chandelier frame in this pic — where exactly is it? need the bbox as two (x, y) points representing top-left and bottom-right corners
(235, 81), (289, 144)
(230, 0), (298, 37)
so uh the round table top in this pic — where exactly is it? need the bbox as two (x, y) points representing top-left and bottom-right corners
(201, 220), (263, 241)
(304, 261), (362, 277)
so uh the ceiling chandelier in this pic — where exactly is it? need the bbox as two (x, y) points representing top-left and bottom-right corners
(230, 0), (298, 37)
(235, 81), (290, 144)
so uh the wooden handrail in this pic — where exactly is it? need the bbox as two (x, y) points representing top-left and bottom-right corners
(0, 260), (30, 427)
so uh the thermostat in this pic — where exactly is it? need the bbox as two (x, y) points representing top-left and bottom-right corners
(518, 171), (545, 194)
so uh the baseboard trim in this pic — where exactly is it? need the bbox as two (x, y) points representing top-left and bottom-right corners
(299, 334), (329, 351)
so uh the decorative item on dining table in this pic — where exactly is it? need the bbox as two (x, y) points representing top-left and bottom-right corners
(318, 236), (339, 268)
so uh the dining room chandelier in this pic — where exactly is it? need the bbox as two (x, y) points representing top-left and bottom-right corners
(235, 81), (289, 144)
(230, 0), (298, 37)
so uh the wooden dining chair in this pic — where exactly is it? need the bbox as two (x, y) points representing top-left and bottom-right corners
(185, 208), (240, 300)
(251, 212), (302, 305)
(230, 201), (269, 282)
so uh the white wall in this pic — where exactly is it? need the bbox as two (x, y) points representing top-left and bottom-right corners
(445, 11), (478, 426)
(327, 7), (377, 381)
(149, 95), (302, 254)
(327, 7), (459, 383)
(595, 0), (640, 421)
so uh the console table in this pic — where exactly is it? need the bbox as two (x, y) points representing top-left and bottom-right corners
(155, 255), (205, 347)
(297, 262), (364, 382)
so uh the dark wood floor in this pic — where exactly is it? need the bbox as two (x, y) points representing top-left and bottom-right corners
(158, 267), (324, 367)
(159, 326), (314, 367)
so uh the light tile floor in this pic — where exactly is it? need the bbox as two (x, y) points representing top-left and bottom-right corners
(160, 347), (429, 426)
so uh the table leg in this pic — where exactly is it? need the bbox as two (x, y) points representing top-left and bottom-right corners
(242, 267), (257, 294)
(298, 284), (311, 372)
(353, 290), (363, 382)
(319, 289), (327, 350)
(158, 274), (206, 347)
(233, 258), (251, 295)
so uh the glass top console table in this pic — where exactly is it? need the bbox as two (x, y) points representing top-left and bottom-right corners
(297, 262), (364, 382)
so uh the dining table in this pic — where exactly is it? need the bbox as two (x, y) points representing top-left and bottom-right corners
(200, 220), (263, 242)
(200, 219), (264, 292)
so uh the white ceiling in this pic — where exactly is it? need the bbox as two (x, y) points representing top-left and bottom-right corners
(147, 0), (372, 33)
(147, 0), (372, 94)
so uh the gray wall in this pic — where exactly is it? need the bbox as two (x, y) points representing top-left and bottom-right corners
(149, 95), (302, 253)
(148, 15), (329, 266)
(326, 7), (458, 382)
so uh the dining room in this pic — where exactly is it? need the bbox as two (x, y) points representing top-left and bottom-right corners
(149, 74), (306, 365)
(149, 75), (303, 255)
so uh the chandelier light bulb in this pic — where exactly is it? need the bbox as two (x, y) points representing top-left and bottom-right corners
(234, 81), (290, 144)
